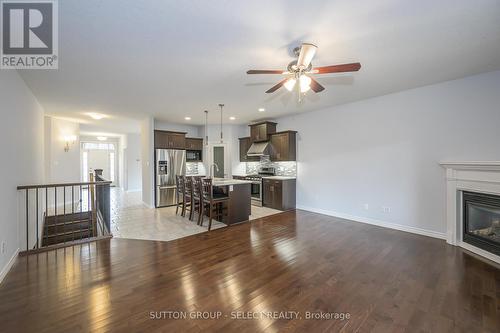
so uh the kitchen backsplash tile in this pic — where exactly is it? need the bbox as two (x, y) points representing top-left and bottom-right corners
(246, 159), (297, 177)
(186, 162), (199, 176)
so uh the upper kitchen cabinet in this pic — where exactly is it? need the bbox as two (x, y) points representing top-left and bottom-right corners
(154, 130), (186, 149)
(249, 121), (277, 142)
(270, 131), (297, 161)
(239, 137), (259, 162)
(185, 137), (203, 162)
(185, 138), (203, 151)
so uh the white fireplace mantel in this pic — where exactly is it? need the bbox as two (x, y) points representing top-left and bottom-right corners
(440, 161), (500, 264)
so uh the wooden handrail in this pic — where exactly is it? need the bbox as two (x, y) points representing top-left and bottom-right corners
(17, 180), (112, 190)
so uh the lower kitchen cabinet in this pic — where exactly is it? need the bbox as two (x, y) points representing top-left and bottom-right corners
(262, 178), (296, 211)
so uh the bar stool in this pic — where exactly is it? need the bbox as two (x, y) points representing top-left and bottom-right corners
(200, 178), (230, 231)
(183, 176), (194, 219)
(175, 175), (184, 215)
(192, 176), (203, 223)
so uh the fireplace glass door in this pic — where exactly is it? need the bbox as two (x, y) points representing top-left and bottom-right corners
(463, 191), (500, 256)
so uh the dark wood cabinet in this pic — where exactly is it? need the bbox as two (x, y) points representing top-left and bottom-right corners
(249, 121), (277, 142)
(154, 130), (186, 149)
(185, 138), (203, 150)
(185, 138), (203, 162)
(239, 137), (259, 162)
(262, 178), (296, 211)
(270, 131), (297, 161)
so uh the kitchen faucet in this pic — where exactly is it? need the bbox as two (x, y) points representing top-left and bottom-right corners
(209, 163), (219, 179)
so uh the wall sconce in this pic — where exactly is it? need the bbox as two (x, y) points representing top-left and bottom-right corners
(63, 135), (77, 152)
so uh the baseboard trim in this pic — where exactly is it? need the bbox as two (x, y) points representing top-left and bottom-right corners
(0, 248), (19, 285)
(297, 205), (447, 240)
(458, 241), (500, 266)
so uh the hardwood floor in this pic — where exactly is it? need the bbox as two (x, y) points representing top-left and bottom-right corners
(0, 210), (499, 332)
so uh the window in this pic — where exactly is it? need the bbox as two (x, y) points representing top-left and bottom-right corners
(109, 152), (115, 182)
(82, 151), (88, 182)
(82, 142), (115, 151)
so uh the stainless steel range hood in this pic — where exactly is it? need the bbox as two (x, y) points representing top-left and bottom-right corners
(247, 141), (272, 157)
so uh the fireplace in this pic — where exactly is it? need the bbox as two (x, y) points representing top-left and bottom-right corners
(463, 191), (500, 256)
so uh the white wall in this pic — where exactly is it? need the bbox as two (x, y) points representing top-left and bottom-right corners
(118, 134), (126, 189)
(199, 124), (246, 177)
(276, 70), (500, 237)
(154, 121), (201, 137)
(45, 116), (80, 183)
(0, 71), (45, 282)
(141, 117), (154, 207)
(230, 125), (247, 176)
(125, 133), (142, 191)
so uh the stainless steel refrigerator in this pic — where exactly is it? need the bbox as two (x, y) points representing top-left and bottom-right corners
(155, 149), (186, 207)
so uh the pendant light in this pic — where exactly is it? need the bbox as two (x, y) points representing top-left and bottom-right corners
(204, 110), (209, 146)
(218, 104), (224, 143)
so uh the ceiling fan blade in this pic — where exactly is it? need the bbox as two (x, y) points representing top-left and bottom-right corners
(297, 43), (317, 70)
(247, 70), (286, 74)
(312, 62), (361, 74)
(309, 77), (325, 93)
(265, 78), (288, 93)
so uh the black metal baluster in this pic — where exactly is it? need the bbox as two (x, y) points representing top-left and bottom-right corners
(25, 189), (28, 251)
(72, 186), (75, 242)
(36, 188), (39, 249)
(88, 184), (91, 238)
(55, 187), (57, 246)
(80, 185), (83, 240)
(63, 186), (66, 244)
(45, 187), (48, 247)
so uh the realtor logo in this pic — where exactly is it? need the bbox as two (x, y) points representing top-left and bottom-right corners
(1, 0), (58, 69)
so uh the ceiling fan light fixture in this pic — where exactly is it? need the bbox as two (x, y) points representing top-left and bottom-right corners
(284, 78), (296, 92)
(299, 75), (312, 93)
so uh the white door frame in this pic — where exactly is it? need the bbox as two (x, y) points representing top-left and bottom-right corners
(207, 142), (230, 178)
(80, 141), (119, 186)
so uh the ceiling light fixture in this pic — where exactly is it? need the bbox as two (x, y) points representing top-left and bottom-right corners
(284, 78), (296, 92)
(299, 75), (312, 93)
(229, 116), (236, 120)
(258, 108), (265, 112)
(184, 116), (191, 121)
(88, 112), (105, 120)
(97, 136), (107, 141)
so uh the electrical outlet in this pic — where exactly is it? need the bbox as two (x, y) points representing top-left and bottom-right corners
(363, 204), (369, 210)
(382, 206), (391, 213)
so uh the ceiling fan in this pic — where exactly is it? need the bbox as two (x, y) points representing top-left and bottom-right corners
(246, 43), (361, 94)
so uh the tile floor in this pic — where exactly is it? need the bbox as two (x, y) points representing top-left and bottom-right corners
(109, 188), (281, 242)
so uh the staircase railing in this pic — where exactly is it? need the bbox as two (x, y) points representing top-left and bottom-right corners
(17, 171), (112, 254)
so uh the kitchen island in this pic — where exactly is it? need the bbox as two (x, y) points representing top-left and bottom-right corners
(212, 179), (252, 225)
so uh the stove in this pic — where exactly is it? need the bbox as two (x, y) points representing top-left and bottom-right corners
(240, 167), (275, 206)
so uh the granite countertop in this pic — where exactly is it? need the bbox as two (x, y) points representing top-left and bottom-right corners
(212, 178), (253, 186)
(233, 174), (297, 180)
(261, 176), (296, 180)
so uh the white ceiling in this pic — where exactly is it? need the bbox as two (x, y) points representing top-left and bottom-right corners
(19, 0), (500, 131)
